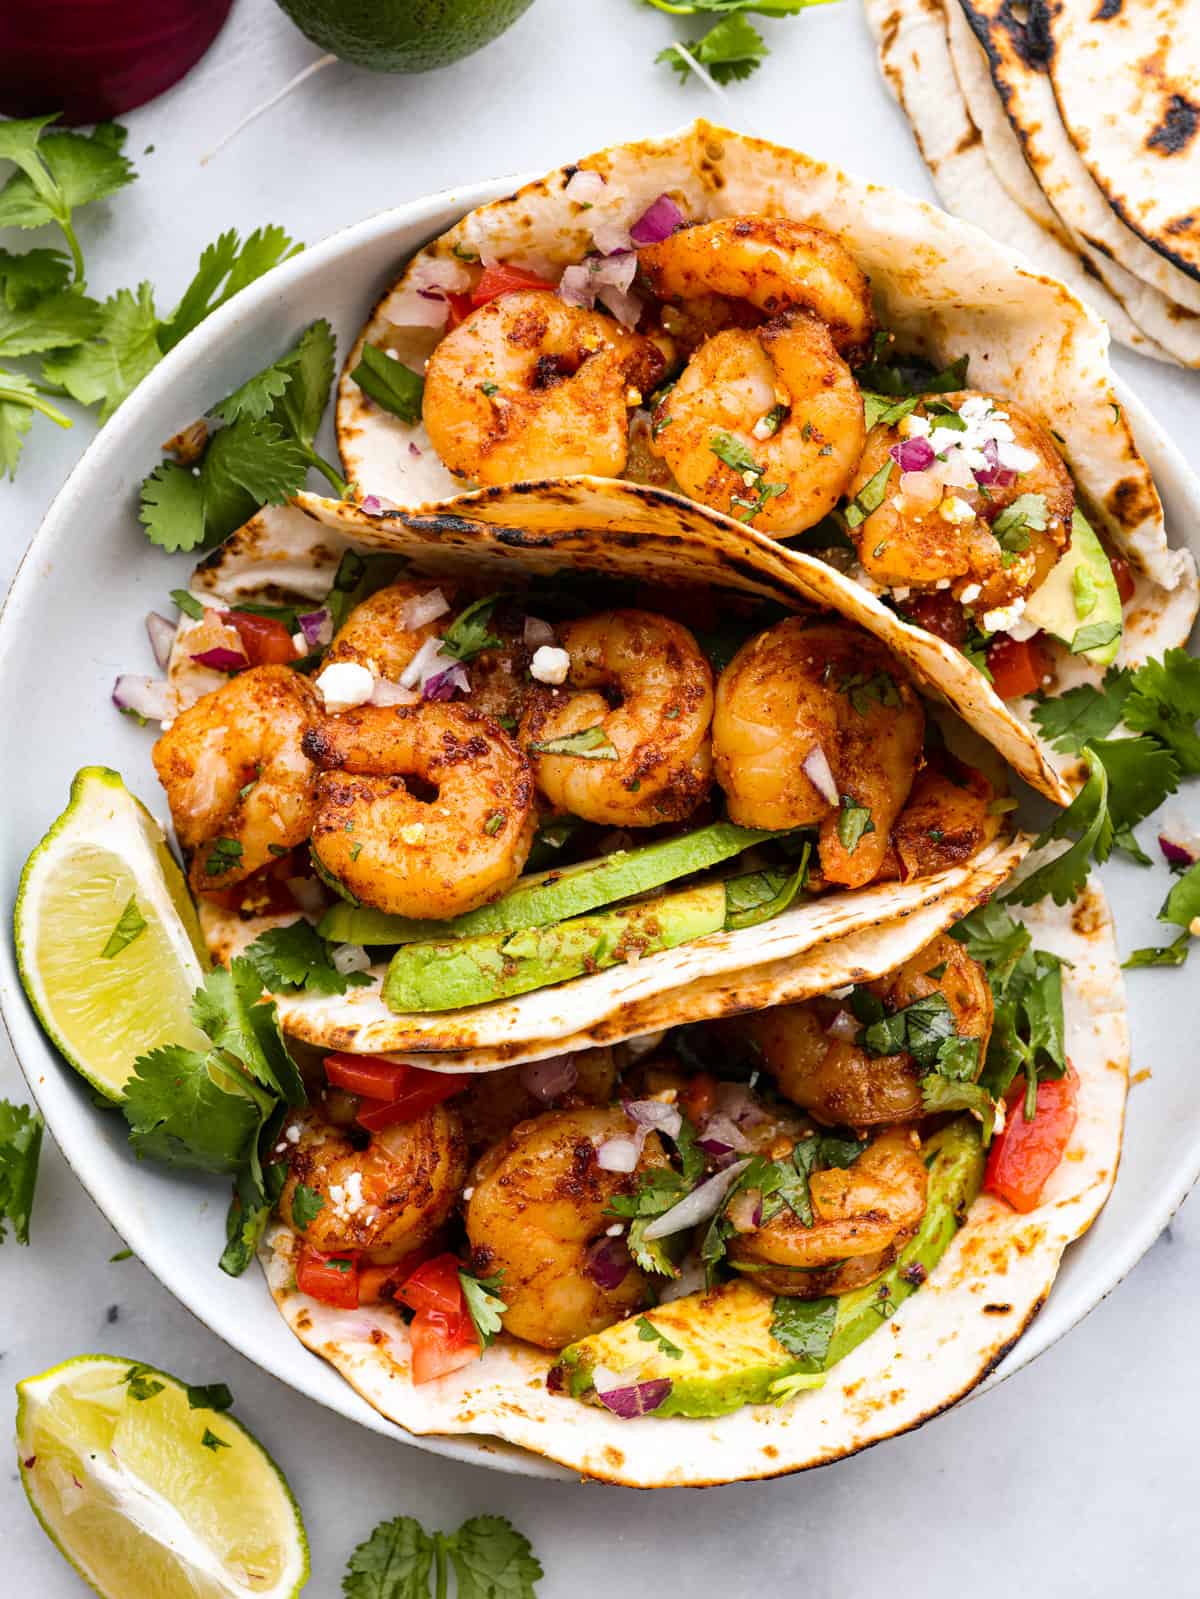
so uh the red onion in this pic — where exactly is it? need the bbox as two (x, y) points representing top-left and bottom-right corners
(597, 284), (643, 329)
(523, 615), (555, 648)
(520, 1054), (578, 1103)
(889, 437), (935, 474)
(715, 1081), (769, 1129)
(370, 679), (420, 707)
(399, 589), (449, 630)
(642, 1158), (751, 1241)
(564, 169), (606, 205)
(596, 1136), (641, 1173)
(559, 250), (638, 313)
(112, 674), (176, 722)
(802, 744), (839, 806)
(590, 216), (632, 255)
(697, 1112), (750, 1157)
(624, 1099), (682, 1141)
(408, 442), (423, 458)
(726, 1188), (763, 1234)
(825, 1008), (860, 1042)
(191, 646), (247, 673)
(298, 609), (332, 649)
(1159, 829), (1200, 870)
(145, 612), (177, 671)
(423, 663), (470, 701)
(359, 493), (401, 515)
(593, 1375), (672, 1419)
(973, 438), (1017, 488)
(630, 194), (685, 246)
(583, 1235), (631, 1290)
(286, 876), (326, 915)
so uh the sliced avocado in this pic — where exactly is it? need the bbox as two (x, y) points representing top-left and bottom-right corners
(319, 821), (776, 947)
(556, 1118), (984, 1420)
(1023, 508), (1123, 666)
(382, 880), (727, 1013)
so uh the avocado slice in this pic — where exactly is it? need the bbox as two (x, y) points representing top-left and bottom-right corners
(556, 1118), (984, 1419)
(1023, 508), (1123, 666)
(319, 821), (776, 947)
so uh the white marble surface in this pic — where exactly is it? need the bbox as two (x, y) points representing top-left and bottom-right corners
(3, 0), (1199, 1590)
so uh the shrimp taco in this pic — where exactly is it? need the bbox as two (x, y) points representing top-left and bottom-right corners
(258, 879), (1126, 1485)
(144, 487), (1030, 1065)
(335, 119), (1198, 800)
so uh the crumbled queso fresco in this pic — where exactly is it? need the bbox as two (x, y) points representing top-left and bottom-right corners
(901, 394), (1040, 475)
(315, 660), (374, 712)
(530, 645), (570, 685)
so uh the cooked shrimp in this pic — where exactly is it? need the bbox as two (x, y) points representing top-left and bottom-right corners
(883, 752), (1003, 881)
(727, 1127), (928, 1297)
(520, 609), (713, 827)
(466, 1106), (669, 1349)
(456, 1048), (617, 1154)
(745, 933), (992, 1126)
(152, 665), (319, 895)
(278, 1103), (467, 1265)
(325, 580), (456, 680)
(638, 217), (875, 354)
(422, 290), (666, 485)
(303, 701), (535, 918)
(846, 391), (1073, 615)
(648, 313), (866, 535)
(712, 619), (924, 889)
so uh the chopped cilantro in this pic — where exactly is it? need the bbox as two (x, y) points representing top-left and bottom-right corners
(636, 1315), (684, 1358)
(122, 1363), (165, 1402)
(862, 392), (919, 430)
(855, 335), (968, 397)
(528, 724), (618, 760)
(203, 837), (243, 877)
(459, 1269), (508, 1350)
(185, 1382), (234, 1412)
(709, 429), (760, 476)
(242, 920), (374, 997)
(1124, 649), (1200, 773)
(0, 1099), (43, 1245)
(838, 669), (900, 715)
(291, 1183), (325, 1230)
(100, 894), (147, 959)
(343, 1513), (541, 1599)
(440, 594), (504, 662)
(170, 588), (206, 621)
(843, 459), (892, 528)
(201, 1429), (230, 1452)
(1123, 934), (1192, 969)
(657, 15), (769, 84)
(769, 1295), (836, 1368)
(836, 795), (874, 851)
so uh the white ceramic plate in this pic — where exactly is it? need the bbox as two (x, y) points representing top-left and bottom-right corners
(1, 176), (1197, 1482)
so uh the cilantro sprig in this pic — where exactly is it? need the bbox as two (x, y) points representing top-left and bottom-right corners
(242, 919), (373, 997)
(647, 0), (840, 86)
(0, 1099), (44, 1245)
(1124, 859), (1200, 969)
(343, 1514), (541, 1599)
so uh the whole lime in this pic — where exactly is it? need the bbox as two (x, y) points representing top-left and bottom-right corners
(273, 0), (535, 73)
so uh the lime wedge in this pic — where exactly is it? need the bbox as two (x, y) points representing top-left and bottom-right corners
(16, 1355), (308, 1599)
(14, 766), (210, 1100)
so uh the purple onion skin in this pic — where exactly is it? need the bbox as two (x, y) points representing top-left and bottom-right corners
(422, 667), (467, 701)
(889, 437), (935, 473)
(1160, 835), (1199, 869)
(191, 646), (247, 673)
(596, 1378), (673, 1418)
(520, 1055), (578, 1103)
(974, 439), (1017, 488)
(583, 1235), (632, 1291)
(629, 194), (685, 246)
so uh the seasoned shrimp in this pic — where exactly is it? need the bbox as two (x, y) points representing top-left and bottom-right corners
(303, 701), (535, 918)
(520, 609), (713, 827)
(278, 1103), (467, 1265)
(457, 1048), (617, 1154)
(883, 752), (1003, 881)
(638, 217), (875, 354)
(422, 290), (666, 485)
(648, 312), (866, 535)
(325, 580), (456, 680)
(713, 619), (924, 889)
(727, 1127), (928, 1297)
(745, 934), (992, 1126)
(466, 1107), (669, 1349)
(846, 391), (1074, 615)
(152, 665), (319, 894)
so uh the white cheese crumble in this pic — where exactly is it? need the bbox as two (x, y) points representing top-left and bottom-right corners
(901, 396), (1037, 476)
(315, 660), (374, 712)
(959, 583), (982, 605)
(981, 597), (1037, 638)
(530, 645), (570, 685)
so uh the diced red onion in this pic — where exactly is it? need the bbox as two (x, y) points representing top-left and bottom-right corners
(802, 743), (839, 806)
(726, 1187), (763, 1234)
(642, 1158), (752, 1241)
(889, 437), (936, 474)
(191, 646), (248, 673)
(523, 615), (555, 648)
(825, 1008), (860, 1042)
(596, 1136), (641, 1173)
(659, 1253), (707, 1303)
(520, 1054), (578, 1103)
(408, 442), (423, 458)
(583, 1235), (631, 1290)
(625, 1098), (683, 1141)
(359, 493), (400, 515)
(1159, 823), (1200, 869)
(559, 251), (639, 314)
(423, 663), (470, 701)
(592, 1373), (672, 1419)
(565, 169), (606, 206)
(298, 609), (332, 649)
(973, 437), (1017, 488)
(697, 1112), (750, 1156)
(400, 636), (451, 691)
(384, 258), (472, 329)
(112, 674), (177, 722)
(590, 216), (632, 255)
(597, 283), (643, 329)
(399, 589), (449, 630)
(331, 943), (371, 976)
(286, 876), (326, 915)
(145, 612), (177, 671)
(370, 678), (421, 707)
(715, 1082), (769, 1128)
(630, 193), (685, 246)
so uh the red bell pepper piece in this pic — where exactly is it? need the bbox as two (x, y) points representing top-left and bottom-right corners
(324, 1052), (412, 1102)
(356, 1068), (465, 1131)
(985, 1068), (1079, 1214)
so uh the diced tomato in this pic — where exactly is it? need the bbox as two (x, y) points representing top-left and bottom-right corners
(410, 1308), (481, 1384)
(356, 1068), (466, 1131)
(296, 1245), (360, 1309)
(444, 290), (475, 328)
(324, 1052), (412, 1102)
(221, 610), (297, 666)
(1108, 550), (1137, 607)
(207, 858), (297, 916)
(395, 1252), (465, 1317)
(358, 1241), (444, 1305)
(985, 1068), (1079, 1214)
(470, 263), (557, 307)
(899, 590), (968, 649)
(681, 1072), (719, 1124)
(986, 633), (1052, 700)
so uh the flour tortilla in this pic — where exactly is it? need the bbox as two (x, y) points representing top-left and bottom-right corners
(1043, 0), (1200, 285)
(261, 876), (1128, 1486)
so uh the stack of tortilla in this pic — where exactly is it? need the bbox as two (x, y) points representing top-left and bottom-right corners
(864, 0), (1200, 366)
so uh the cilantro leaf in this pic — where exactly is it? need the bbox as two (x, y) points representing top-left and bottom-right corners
(446, 1517), (543, 1599)
(723, 860), (806, 929)
(856, 336), (968, 398)
(459, 1269), (508, 1350)
(343, 1515), (435, 1599)
(0, 119), (134, 282)
(0, 289), (101, 357)
(123, 1046), (270, 1174)
(1090, 736), (1179, 833)
(769, 1295), (836, 1368)
(1124, 649), (1200, 774)
(636, 1314), (684, 1358)
(216, 319), (344, 494)
(122, 1363), (165, 1402)
(440, 594), (504, 663)
(709, 429), (761, 476)
(0, 246), (71, 310)
(1004, 747), (1111, 907)
(0, 365), (73, 480)
(202, 416), (311, 530)
(0, 1099), (43, 1245)
(158, 226), (302, 354)
(862, 991), (957, 1067)
(1160, 859), (1200, 930)
(658, 15), (770, 82)
(202, 1428), (230, 1451)
(185, 1382), (234, 1412)
(138, 460), (207, 553)
(862, 392), (919, 431)
(100, 894), (147, 959)
(843, 459), (892, 528)
(919, 1074), (996, 1139)
(191, 960), (307, 1106)
(837, 795), (874, 851)
(292, 1183), (325, 1230)
(243, 920), (373, 997)
(351, 342), (425, 422)
(1030, 667), (1133, 754)
(1123, 934), (1192, 969)
(42, 282), (162, 420)
(528, 724), (618, 760)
